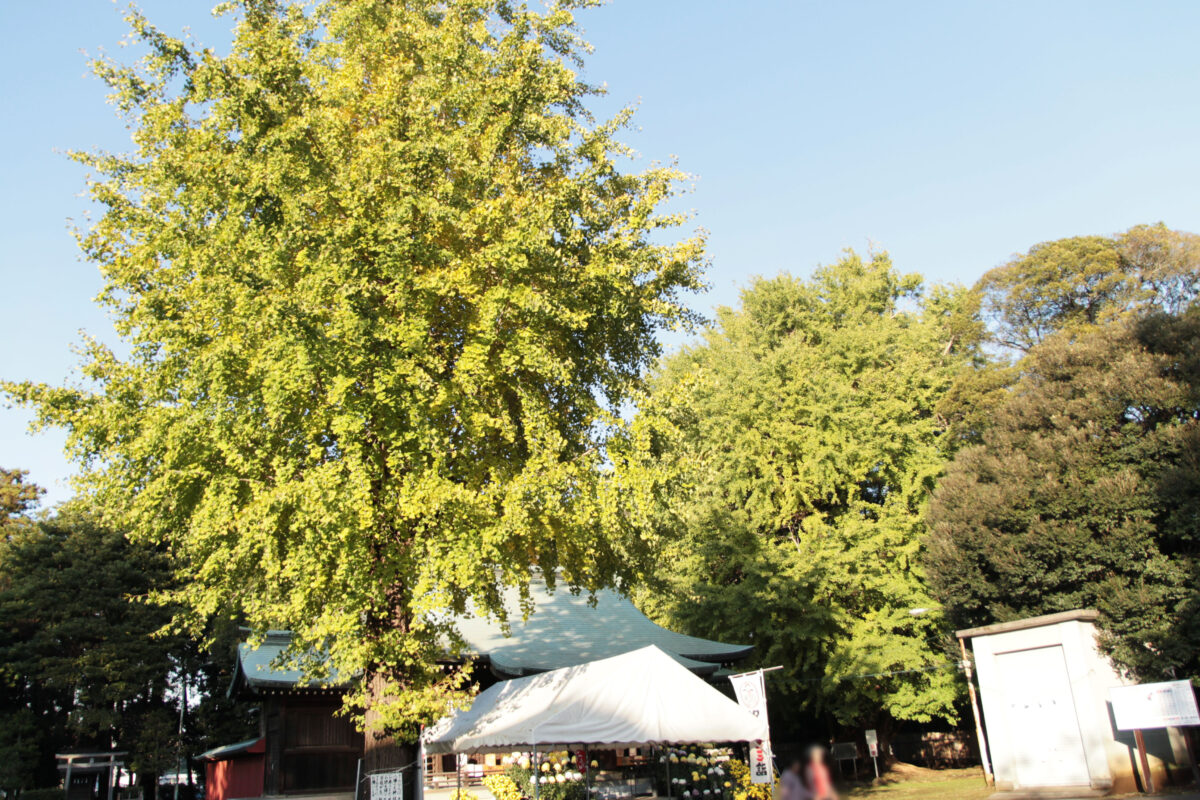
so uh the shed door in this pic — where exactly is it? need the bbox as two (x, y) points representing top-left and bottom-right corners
(998, 645), (1090, 787)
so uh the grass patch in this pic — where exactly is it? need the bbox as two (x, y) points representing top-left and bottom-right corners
(843, 766), (992, 800)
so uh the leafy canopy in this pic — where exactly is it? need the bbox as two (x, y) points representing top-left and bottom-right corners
(926, 311), (1200, 681)
(979, 223), (1200, 352)
(939, 224), (1200, 448)
(639, 252), (978, 727)
(4, 0), (705, 734)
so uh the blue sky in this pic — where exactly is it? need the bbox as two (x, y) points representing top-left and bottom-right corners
(3, 0), (1199, 505)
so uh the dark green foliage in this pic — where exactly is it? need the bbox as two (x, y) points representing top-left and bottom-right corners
(926, 311), (1200, 680)
(0, 504), (256, 794)
(0, 468), (42, 524)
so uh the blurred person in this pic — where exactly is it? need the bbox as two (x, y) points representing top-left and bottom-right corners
(780, 758), (811, 800)
(804, 746), (836, 800)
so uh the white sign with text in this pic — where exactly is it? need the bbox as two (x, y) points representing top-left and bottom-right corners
(1110, 680), (1200, 731)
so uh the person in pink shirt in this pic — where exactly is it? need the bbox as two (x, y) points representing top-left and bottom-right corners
(803, 747), (837, 800)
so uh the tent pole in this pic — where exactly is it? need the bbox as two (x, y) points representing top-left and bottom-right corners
(584, 745), (590, 800)
(456, 753), (462, 798)
(533, 746), (540, 800)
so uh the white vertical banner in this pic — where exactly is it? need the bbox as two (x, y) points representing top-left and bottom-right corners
(729, 670), (773, 785)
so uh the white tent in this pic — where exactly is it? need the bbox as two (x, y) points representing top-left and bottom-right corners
(423, 645), (768, 754)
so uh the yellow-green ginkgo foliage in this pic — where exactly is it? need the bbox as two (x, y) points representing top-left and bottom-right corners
(639, 252), (979, 730)
(4, 0), (705, 737)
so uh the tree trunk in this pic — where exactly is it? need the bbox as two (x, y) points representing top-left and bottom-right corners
(362, 672), (417, 800)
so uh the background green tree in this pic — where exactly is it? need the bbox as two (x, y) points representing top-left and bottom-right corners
(3, 0), (705, 765)
(926, 311), (1200, 681)
(978, 224), (1200, 353)
(1, 468), (42, 529)
(638, 252), (980, 744)
(0, 502), (257, 796)
(0, 469), (45, 798)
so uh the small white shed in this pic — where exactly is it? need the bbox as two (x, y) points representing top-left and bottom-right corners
(958, 609), (1192, 793)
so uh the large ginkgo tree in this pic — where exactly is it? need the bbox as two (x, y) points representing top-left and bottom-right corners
(4, 0), (704, 763)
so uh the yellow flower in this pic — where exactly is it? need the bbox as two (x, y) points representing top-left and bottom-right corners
(590, 760), (599, 769)
(723, 783), (731, 789)
(541, 763), (551, 773)
(554, 763), (563, 773)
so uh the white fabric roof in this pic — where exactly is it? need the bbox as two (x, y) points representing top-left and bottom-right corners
(423, 645), (768, 754)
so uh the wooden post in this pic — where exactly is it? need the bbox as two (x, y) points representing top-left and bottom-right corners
(1185, 726), (1200, 788)
(958, 638), (994, 786)
(1134, 729), (1155, 794)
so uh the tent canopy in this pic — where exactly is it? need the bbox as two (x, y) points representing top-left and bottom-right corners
(423, 645), (768, 754)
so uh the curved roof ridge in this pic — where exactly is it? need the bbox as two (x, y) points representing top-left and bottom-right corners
(235, 576), (752, 689)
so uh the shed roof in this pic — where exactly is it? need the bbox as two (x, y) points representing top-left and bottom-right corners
(198, 737), (265, 762)
(233, 577), (752, 692)
(955, 609), (1099, 640)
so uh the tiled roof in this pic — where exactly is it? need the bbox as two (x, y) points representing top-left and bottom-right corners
(234, 631), (345, 691)
(234, 577), (751, 690)
(455, 577), (753, 677)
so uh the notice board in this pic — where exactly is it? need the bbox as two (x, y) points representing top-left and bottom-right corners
(1109, 680), (1200, 731)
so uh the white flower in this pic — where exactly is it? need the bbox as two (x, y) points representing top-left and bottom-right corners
(704, 791), (712, 795)
(556, 774), (566, 784)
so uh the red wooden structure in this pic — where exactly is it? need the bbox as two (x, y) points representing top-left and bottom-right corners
(200, 738), (265, 800)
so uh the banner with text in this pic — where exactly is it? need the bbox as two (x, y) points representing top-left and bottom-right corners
(730, 670), (773, 785)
